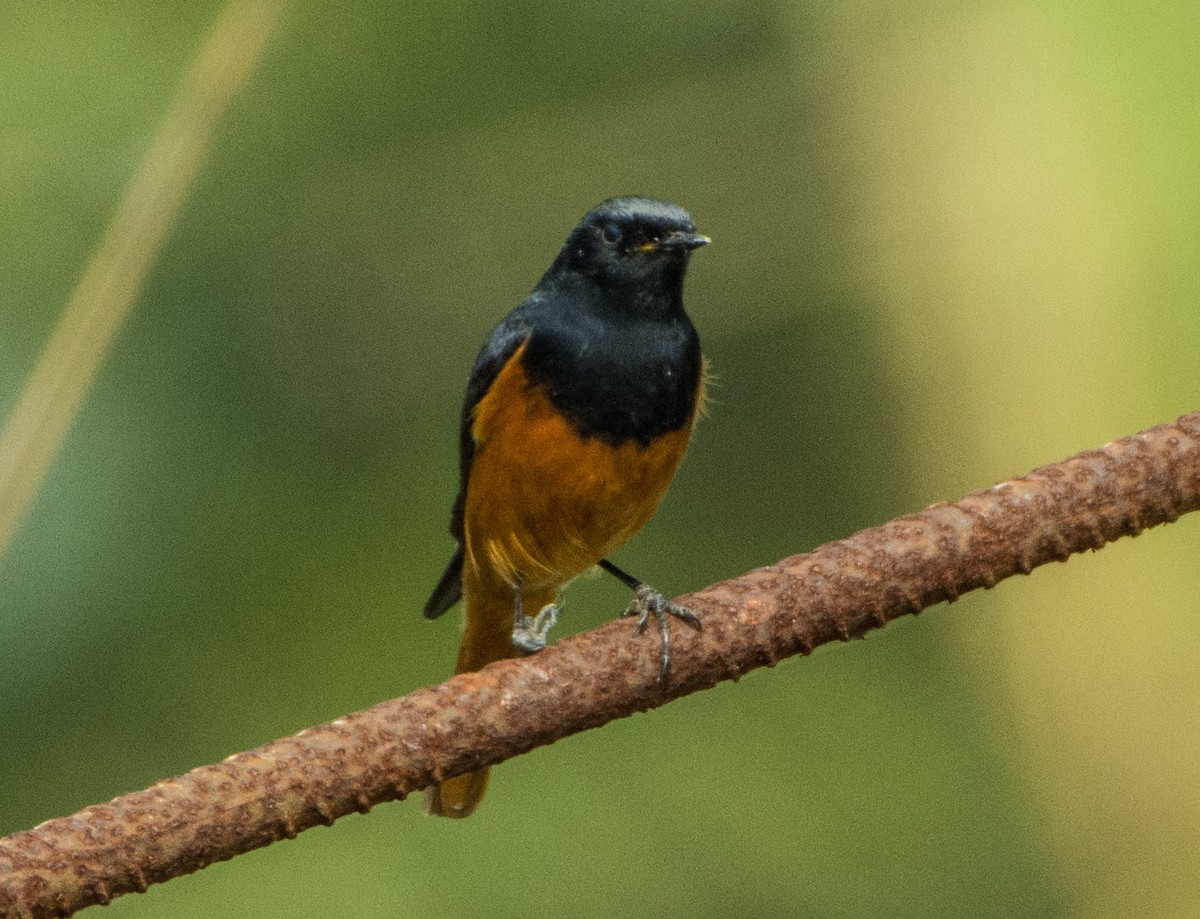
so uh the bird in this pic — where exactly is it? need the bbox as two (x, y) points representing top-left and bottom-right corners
(422, 196), (709, 817)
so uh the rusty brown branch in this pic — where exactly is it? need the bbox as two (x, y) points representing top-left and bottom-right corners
(3, 410), (1199, 917)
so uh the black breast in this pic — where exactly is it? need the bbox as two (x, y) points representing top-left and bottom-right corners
(520, 315), (701, 447)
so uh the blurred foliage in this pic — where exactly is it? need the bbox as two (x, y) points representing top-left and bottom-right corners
(2, 1), (1198, 917)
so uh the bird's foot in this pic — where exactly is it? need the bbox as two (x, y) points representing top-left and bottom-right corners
(512, 603), (559, 653)
(624, 585), (702, 678)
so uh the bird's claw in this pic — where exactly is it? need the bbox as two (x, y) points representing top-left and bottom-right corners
(512, 603), (559, 653)
(624, 585), (701, 678)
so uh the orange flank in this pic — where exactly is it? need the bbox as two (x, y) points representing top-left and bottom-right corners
(465, 340), (698, 593)
(423, 340), (703, 818)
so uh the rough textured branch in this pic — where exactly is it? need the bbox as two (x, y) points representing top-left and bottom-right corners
(3, 410), (1199, 918)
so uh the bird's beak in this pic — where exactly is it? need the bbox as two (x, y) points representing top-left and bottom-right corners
(645, 231), (711, 253)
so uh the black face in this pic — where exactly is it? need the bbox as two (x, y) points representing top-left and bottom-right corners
(551, 196), (709, 292)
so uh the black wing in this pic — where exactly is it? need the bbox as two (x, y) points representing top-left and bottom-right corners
(422, 299), (540, 619)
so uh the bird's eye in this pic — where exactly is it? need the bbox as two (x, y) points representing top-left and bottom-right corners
(601, 222), (622, 245)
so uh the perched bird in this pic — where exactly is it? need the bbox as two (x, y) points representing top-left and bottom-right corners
(423, 196), (709, 817)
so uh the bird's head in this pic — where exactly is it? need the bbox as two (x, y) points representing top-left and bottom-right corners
(545, 197), (709, 307)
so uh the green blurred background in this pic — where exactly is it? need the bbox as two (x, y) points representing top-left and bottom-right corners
(3, 2), (1199, 916)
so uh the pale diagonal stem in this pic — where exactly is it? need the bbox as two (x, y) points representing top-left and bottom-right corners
(0, 0), (289, 561)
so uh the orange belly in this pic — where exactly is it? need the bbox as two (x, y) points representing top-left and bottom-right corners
(463, 341), (696, 593)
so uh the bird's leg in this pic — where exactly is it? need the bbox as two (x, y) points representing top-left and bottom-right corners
(511, 583), (559, 654)
(599, 559), (701, 677)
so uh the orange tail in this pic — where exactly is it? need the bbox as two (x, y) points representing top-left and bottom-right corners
(424, 577), (557, 818)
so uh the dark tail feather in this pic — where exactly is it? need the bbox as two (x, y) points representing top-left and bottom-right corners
(424, 547), (464, 619)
